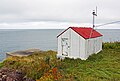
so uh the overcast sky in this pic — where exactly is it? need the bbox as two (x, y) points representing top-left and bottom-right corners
(0, 0), (120, 29)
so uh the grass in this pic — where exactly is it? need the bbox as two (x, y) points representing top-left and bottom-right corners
(2, 50), (57, 79)
(0, 62), (3, 68)
(0, 42), (120, 81)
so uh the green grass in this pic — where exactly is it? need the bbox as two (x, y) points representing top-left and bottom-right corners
(60, 50), (120, 81)
(1, 42), (120, 81)
(2, 50), (57, 79)
(0, 62), (3, 68)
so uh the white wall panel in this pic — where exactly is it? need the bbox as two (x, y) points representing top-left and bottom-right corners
(79, 36), (86, 60)
(70, 29), (79, 58)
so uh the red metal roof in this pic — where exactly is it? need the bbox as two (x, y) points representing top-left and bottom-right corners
(57, 27), (103, 39)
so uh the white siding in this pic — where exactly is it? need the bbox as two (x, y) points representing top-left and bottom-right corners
(95, 36), (102, 53)
(79, 36), (86, 60)
(57, 29), (70, 56)
(70, 29), (80, 58)
(85, 36), (102, 59)
(57, 36), (62, 56)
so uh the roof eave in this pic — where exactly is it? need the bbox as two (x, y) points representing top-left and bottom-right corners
(57, 27), (71, 38)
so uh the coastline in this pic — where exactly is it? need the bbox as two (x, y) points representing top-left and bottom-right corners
(0, 42), (119, 80)
(6, 49), (41, 58)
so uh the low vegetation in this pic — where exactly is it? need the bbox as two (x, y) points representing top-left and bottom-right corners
(0, 42), (120, 81)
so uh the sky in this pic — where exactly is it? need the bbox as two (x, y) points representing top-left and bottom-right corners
(0, 0), (120, 29)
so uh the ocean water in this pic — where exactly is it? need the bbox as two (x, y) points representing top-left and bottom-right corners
(0, 29), (120, 61)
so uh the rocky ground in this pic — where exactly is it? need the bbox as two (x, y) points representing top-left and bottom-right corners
(0, 68), (35, 81)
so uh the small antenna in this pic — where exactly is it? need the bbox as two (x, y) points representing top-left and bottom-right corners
(96, 6), (97, 16)
(89, 7), (97, 38)
(92, 7), (97, 28)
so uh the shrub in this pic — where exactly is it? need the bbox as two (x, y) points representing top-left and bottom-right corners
(102, 42), (120, 49)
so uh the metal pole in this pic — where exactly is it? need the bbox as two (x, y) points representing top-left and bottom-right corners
(93, 12), (95, 28)
(89, 10), (97, 39)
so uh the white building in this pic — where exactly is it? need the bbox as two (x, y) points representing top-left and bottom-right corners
(57, 27), (103, 60)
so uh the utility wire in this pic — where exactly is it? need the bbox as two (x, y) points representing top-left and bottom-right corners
(95, 21), (120, 27)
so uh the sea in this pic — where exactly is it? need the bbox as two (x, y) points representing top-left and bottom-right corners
(0, 29), (120, 61)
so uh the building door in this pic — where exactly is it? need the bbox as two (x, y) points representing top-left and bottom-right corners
(61, 38), (69, 56)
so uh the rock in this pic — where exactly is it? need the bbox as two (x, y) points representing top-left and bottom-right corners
(25, 78), (36, 81)
(6, 49), (40, 57)
(2, 75), (7, 78)
(2, 75), (7, 81)
(23, 76), (36, 81)
(0, 73), (2, 78)
(6, 76), (13, 81)
(0, 78), (2, 81)
(0, 68), (35, 81)
(7, 71), (24, 81)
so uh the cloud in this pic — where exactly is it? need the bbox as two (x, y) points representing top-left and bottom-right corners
(0, 21), (93, 29)
(0, 0), (120, 29)
(0, 21), (119, 29)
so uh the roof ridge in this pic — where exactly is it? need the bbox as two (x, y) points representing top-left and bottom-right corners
(71, 27), (89, 38)
(57, 27), (102, 39)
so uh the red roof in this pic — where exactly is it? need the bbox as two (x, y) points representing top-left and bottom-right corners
(57, 27), (102, 39)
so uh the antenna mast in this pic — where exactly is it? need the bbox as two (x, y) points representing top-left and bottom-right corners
(89, 7), (97, 38)
(93, 7), (97, 28)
